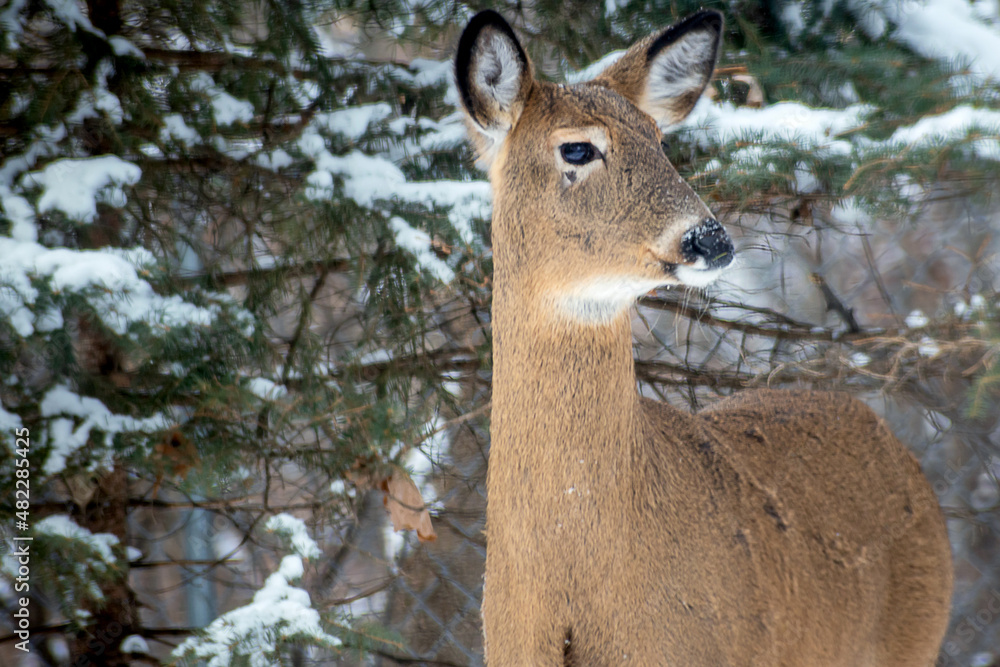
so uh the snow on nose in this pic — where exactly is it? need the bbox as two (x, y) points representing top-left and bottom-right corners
(680, 218), (734, 269)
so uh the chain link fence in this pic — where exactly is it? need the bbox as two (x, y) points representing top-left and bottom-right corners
(366, 199), (1000, 666)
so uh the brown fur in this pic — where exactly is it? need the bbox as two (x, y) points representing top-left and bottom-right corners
(456, 11), (952, 665)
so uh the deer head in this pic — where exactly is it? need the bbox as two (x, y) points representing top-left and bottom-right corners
(456, 10), (734, 324)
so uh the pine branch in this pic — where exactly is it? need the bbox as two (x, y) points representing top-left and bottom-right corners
(140, 47), (407, 76)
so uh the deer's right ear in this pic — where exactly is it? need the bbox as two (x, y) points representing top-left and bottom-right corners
(455, 11), (533, 165)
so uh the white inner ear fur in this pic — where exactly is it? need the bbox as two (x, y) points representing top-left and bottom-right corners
(550, 126), (608, 187)
(642, 29), (716, 125)
(467, 30), (527, 166)
(474, 30), (523, 113)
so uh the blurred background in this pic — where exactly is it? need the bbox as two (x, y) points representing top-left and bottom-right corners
(0, 0), (998, 665)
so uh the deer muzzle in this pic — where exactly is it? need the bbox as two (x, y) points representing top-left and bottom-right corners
(680, 218), (734, 270)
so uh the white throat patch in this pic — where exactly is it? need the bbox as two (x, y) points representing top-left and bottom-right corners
(673, 261), (727, 288)
(551, 276), (669, 324)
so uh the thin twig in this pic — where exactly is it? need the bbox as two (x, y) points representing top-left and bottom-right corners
(810, 273), (861, 333)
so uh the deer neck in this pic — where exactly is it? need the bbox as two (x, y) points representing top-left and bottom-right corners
(490, 271), (642, 496)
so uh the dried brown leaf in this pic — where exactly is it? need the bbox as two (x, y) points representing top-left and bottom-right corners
(381, 469), (437, 542)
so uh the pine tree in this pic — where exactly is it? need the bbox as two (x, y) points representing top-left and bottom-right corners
(0, 1), (485, 663)
(1, 1), (998, 665)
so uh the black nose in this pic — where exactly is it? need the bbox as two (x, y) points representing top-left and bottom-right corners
(681, 218), (734, 269)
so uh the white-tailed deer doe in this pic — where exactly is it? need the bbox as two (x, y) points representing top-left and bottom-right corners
(455, 9), (952, 666)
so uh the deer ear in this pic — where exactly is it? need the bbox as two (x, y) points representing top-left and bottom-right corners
(595, 10), (722, 128)
(455, 11), (534, 164)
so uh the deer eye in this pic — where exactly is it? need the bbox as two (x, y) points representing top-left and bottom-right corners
(560, 142), (599, 165)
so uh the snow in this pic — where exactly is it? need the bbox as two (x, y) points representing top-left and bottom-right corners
(173, 554), (341, 667)
(28, 518), (120, 606)
(187, 72), (255, 126)
(160, 114), (201, 148)
(681, 99), (872, 154)
(0, 124), (66, 188)
(382, 518), (406, 565)
(1, 0), (28, 50)
(211, 134), (259, 159)
(213, 528), (245, 560)
(405, 415), (450, 509)
(1, 126), (68, 242)
(780, 1), (807, 41)
(905, 309), (929, 328)
(256, 148), (294, 171)
(848, 352), (872, 368)
(0, 403), (24, 452)
(0, 239), (220, 336)
(309, 149), (408, 204)
(389, 217), (455, 283)
(416, 115), (469, 151)
(22, 156), (141, 223)
(45, 0), (103, 37)
(831, 197), (873, 226)
(389, 117), (414, 135)
(266, 514), (321, 559)
(385, 178), (491, 247)
(358, 348), (393, 366)
(793, 163), (820, 193)
(441, 370), (463, 397)
(35, 515), (119, 567)
(885, 105), (1000, 160)
(314, 104), (392, 141)
(849, 0), (889, 38)
(246, 377), (288, 401)
(411, 58), (453, 88)
(957, 294), (989, 318)
(34, 306), (64, 332)
(66, 62), (124, 126)
(565, 50), (626, 84)
(312, 24), (358, 59)
(2, 193), (37, 242)
(108, 36), (144, 59)
(298, 125), (492, 250)
(0, 134), (233, 348)
(120, 635), (150, 655)
(69, 85), (125, 126)
(837, 81), (861, 104)
(918, 336), (940, 357)
(677, 97), (1000, 179)
(850, 0), (1000, 84)
(212, 92), (255, 125)
(39, 384), (168, 474)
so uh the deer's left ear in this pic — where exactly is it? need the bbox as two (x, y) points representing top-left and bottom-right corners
(594, 10), (722, 128)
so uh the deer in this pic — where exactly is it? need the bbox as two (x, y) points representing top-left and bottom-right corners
(454, 9), (953, 666)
